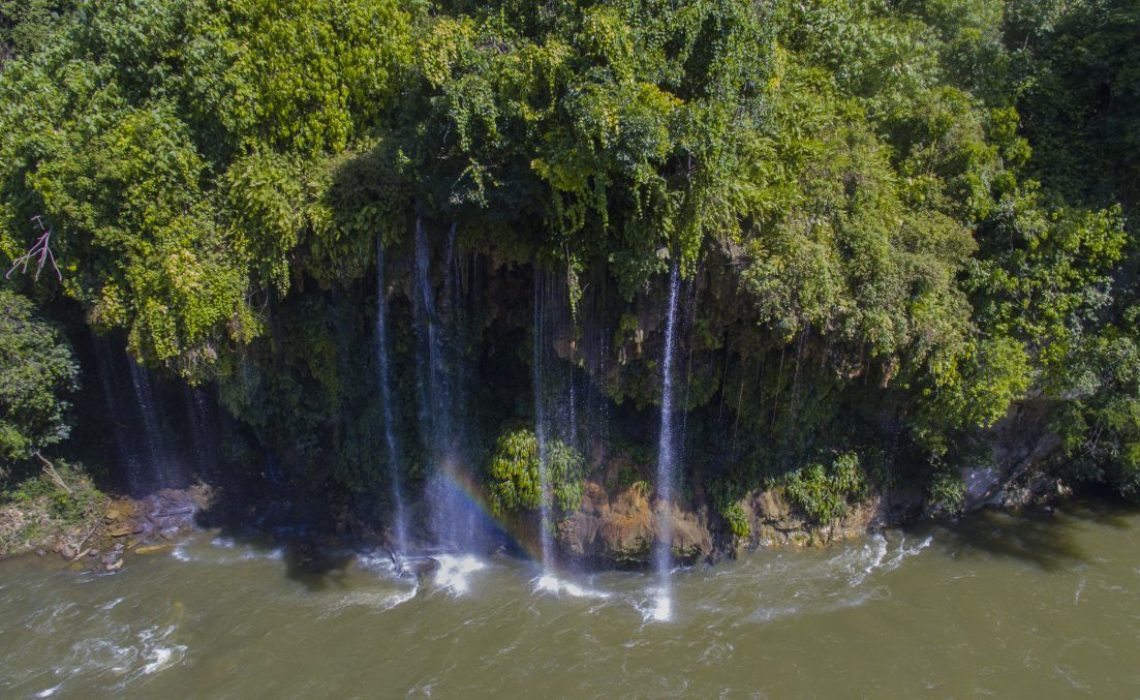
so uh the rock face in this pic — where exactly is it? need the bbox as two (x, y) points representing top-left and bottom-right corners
(558, 481), (712, 565)
(734, 488), (922, 552)
(556, 478), (925, 565)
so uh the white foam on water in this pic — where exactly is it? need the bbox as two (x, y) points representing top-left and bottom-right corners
(432, 554), (486, 595)
(320, 586), (419, 617)
(19, 602), (81, 638)
(356, 552), (414, 579)
(845, 533), (933, 586)
(885, 534), (933, 571)
(34, 683), (63, 698)
(139, 646), (180, 675)
(125, 626), (187, 682)
(100, 598), (124, 612)
(533, 573), (611, 600)
(60, 623), (187, 688)
(846, 534), (889, 586)
(636, 588), (674, 623)
(173, 537), (283, 565)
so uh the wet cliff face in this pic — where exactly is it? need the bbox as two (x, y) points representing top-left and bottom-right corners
(73, 229), (1077, 566)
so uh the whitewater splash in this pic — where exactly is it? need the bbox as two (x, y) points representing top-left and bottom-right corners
(533, 573), (611, 600)
(432, 554), (487, 596)
(634, 587), (674, 623)
(845, 533), (933, 586)
(40, 622), (188, 696)
(740, 533), (934, 624)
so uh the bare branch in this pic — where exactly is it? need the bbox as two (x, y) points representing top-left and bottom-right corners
(34, 451), (72, 496)
(6, 216), (62, 282)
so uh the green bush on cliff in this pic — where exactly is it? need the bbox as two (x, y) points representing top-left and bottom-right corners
(785, 452), (865, 525)
(721, 502), (751, 539)
(927, 467), (966, 513)
(486, 429), (585, 518)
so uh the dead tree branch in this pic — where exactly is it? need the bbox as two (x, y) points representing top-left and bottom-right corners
(6, 216), (61, 282)
(33, 451), (72, 496)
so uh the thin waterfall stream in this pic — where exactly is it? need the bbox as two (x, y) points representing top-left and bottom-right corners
(376, 238), (409, 561)
(652, 264), (681, 621)
(533, 272), (554, 572)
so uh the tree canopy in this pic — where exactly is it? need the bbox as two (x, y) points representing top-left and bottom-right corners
(0, 0), (1137, 501)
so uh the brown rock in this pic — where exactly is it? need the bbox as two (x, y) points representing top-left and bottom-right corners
(132, 543), (171, 556)
(107, 522), (142, 538)
(558, 480), (712, 564)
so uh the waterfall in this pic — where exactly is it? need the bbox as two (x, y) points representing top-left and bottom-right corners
(127, 357), (179, 489)
(376, 239), (410, 559)
(533, 271), (554, 570)
(653, 264), (681, 621)
(183, 386), (219, 479)
(414, 218), (481, 551)
(92, 333), (144, 493)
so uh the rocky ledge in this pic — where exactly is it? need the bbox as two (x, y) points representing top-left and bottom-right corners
(552, 479), (925, 567)
(49, 487), (208, 574)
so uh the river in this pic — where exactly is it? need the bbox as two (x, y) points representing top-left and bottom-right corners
(2, 503), (1139, 698)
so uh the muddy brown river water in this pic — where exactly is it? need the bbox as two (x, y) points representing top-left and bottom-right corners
(2, 503), (1139, 698)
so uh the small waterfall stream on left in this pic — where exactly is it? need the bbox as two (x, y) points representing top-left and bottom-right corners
(376, 238), (410, 564)
(92, 332), (182, 493)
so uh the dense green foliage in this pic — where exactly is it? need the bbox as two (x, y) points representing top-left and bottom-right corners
(785, 452), (865, 524)
(486, 429), (585, 518)
(0, 0), (1137, 511)
(0, 290), (78, 472)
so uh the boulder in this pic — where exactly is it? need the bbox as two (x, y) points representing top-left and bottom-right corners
(558, 480), (712, 565)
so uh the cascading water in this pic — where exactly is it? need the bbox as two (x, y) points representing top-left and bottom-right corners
(183, 386), (219, 479)
(127, 357), (176, 488)
(92, 333), (144, 493)
(376, 239), (409, 560)
(652, 264), (681, 621)
(533, 272), (554, 571)
(414, 218), (482, 552)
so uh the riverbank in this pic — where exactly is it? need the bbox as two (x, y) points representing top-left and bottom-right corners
(0, 471), (208, 573)
(0, 442), (1080, 576)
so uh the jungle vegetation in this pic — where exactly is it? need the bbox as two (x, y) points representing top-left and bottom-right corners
(0, 0), (1137, 522)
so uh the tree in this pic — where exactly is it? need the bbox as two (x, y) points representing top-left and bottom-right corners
(0, 289), (78, 478)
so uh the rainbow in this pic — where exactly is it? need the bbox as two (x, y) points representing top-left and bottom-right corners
(421, 464), (547, 564)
